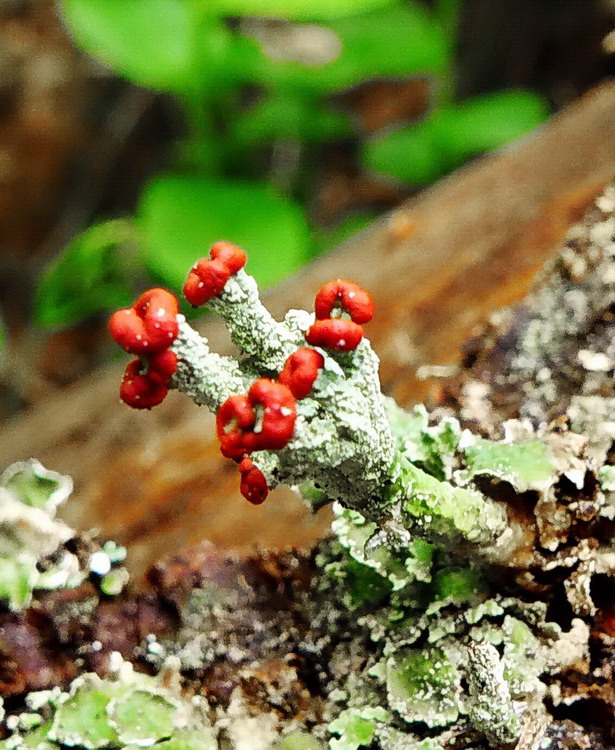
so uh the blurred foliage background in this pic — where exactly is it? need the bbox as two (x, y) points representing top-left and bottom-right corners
(0, 0), (614, 416)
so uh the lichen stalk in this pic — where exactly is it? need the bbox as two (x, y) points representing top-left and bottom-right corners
(171, 318), (249, 410)
(165, 259), (520, 561)
(208, 270), (293, 370)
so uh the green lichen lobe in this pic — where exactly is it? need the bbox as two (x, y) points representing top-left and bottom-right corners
(461, 434), (555, 492)
(1, 657), (216, 750)
(0, 460), (129, 611)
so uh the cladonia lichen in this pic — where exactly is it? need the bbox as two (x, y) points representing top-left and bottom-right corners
(5, 194), (614, 749)
(0, 654), (216, 749)
(0, 459), (129, 610)
(164, 258), (529, 564)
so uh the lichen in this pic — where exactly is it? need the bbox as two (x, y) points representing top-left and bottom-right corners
(312, 534), (592, 749)
(0, 655), (216, 750)
(328, 706), (390, 750)
(165, 258), (522, 562)
(385, 647), (461, 727)
(466, 642), (520, 745)
(0, 460), (129, 610)
(280, 732), (322, 750)
(460, 434), (555, 493)
(6, 189), (615, 748)
(0, 460), (78, 609)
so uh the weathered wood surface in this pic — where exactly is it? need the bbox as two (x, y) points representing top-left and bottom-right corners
(2, 82), (615, 578)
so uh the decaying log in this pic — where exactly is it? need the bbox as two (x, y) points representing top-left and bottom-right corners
(1, 82), (615, 577)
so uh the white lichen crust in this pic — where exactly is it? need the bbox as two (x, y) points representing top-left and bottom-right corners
(209, 270), (293, 369)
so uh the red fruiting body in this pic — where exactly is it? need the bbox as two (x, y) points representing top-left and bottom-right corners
(109, 288), (179, 355)
(183, 259), (230, 307)
(143, 349), (178, 386)
(238, 457), (268, 505)
(314, 279), (374, 324)
(132, 288), (179, 351)
(216, 380), (297, 459)
(118, 350), (178, 409)
(248, 379), (297, 450)
(210, 241), (247, 275)
(109, 309), (146, 354)
(216, 395), (258, 459)
(305, 318), (364, 351)
(279, 348), (324, 399)
(120, 359), (169, 409)
(183, 241), (247, 307)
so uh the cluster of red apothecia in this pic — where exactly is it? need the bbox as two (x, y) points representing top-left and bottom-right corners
(183, 241), (247, 307)
(109, 242), (374, 505)
(306, 279), (375, 351)
(108, 288), (180, 409)
(108, 243), (248, 409)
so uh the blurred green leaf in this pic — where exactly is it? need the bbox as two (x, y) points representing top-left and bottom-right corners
(34, 219), (137, 328)
(362, 118), (444, 185)
(363, 89), (549, 184)
(62, 0), (230, 95)
(432, 89), (550, 165)
(234, 4), (449, 95)
(209, 0), (398, 21)
(230, 92), (351, 147)
(139, 176), (311, 290)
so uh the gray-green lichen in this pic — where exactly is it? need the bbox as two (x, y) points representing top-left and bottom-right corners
(0, 460), (78, 610)
(156, 247), (614, 746)
(312, 534), (591, 750)
(173, 298), (396, 509)
(7, 193), (615, 750)
(465, 642), (520, 745)
(170, 266), (522, 561)
(0, 460), (129, 610)
(0, 655), (216, 750)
